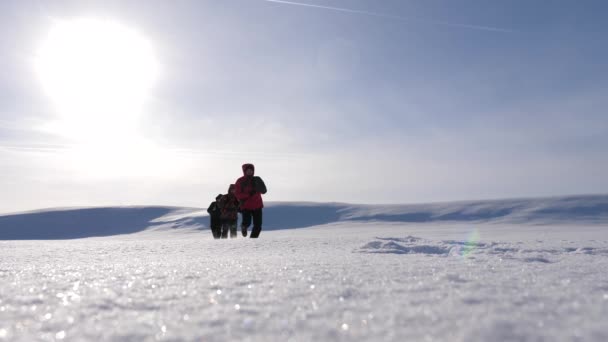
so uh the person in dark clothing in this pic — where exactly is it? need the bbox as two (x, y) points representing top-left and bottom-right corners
(207, 194), (223, 239)
(235, 163), (267, 238)
(218, 184), (240, 238)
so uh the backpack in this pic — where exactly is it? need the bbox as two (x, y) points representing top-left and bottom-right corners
(219, 194), (239, 220)
(253, 176), (267, 194)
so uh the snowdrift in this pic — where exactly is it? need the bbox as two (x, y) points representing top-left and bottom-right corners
(266, 194), (608, 228)
(1, 194), (607, 240)
(0, 207), (206, 240)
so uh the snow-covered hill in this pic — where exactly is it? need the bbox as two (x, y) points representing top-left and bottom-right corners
(1, 194), (607, 239)
(265, 194), (608, 227)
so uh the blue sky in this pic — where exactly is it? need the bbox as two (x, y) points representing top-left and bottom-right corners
(1, 0), (607, 213)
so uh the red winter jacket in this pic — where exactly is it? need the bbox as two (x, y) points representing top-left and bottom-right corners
(235, 163), (264, 210)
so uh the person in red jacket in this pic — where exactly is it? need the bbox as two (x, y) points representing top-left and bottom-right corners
(235, 163), (266, 238)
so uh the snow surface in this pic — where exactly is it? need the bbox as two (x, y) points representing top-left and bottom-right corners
(1, 195), (608, 341)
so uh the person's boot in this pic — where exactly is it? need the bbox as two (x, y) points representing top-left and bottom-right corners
(241, 225), (248, 237)
(230, 225), (237, 238)
(250, 226), (261, 238)
(212, 227), (221, 239)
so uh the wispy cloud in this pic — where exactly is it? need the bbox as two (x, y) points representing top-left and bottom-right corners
(262, 0), (515, 33)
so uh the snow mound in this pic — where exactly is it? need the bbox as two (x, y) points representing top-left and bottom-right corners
(358, 236), (608, 263)
(0, 207), (206, 240)
(359, 236), (452, 255)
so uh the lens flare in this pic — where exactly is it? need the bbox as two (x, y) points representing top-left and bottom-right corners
(460, 228), (480, 257)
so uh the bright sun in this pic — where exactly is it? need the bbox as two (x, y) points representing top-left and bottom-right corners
(35, 18), (159, 141)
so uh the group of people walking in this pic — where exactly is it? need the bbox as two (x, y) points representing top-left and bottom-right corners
(207, 163), (267, 239)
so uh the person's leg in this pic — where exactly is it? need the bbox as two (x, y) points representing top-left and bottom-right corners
(229, 220), (237, 238)
(211, 218), (221, 239)
(220, 221), (229, 239)
(241, 210), (252, 237)
(212, 224), (221, 239)
(210, 219), (215, 239)
(250, 209), (263, 238)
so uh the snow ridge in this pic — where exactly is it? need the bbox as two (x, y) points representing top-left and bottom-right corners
(1, 194), (607, 240)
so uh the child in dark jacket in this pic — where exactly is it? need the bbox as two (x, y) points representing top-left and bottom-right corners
(207, 194), (223, 239)
(218, 184), (240, 238)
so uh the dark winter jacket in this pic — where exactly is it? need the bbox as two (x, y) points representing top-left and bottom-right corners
(207, 194), (223, 227)
(235, 163), (265, 211)
(218, 184), (240, 221)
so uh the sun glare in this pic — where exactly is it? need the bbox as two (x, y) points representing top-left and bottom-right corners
(35, 18), (159, 141)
